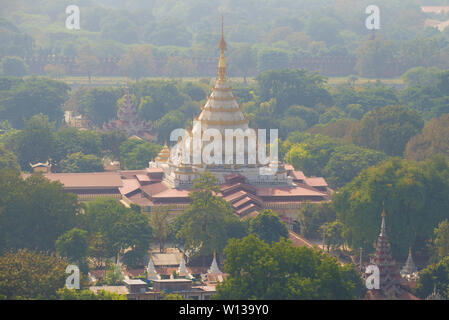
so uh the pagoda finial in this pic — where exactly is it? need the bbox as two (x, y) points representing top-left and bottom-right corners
(380, 205), (386, 236)
(217, 15), (227, 81)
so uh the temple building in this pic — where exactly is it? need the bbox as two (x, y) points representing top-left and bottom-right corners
(400, 247), (418, 281)
(103, 82), (155, 141)
(365, 208), (419, 300)
(22, 21), (331, 228)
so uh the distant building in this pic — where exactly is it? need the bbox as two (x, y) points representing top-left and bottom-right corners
(90, 254), (223, 300)
(30, 161), (52, 173)
(400, 247), (419, 282)
(103, 82), (155, 141)
(365, 208), (419, 300)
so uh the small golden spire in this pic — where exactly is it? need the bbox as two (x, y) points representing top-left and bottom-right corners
(382, 207), (386, 218)
(217, 15), (227, 81)
(213, 250), (216, 260)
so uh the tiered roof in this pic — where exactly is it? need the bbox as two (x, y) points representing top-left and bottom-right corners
(193, 19), (249, 134)
(155, 142), (170, 163)
(369, 208), (404, 298)
(103, 82), (154, 141)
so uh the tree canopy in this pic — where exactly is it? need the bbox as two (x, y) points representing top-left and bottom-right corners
(214, 234), (365, 300)
(333, 156), (449, 260)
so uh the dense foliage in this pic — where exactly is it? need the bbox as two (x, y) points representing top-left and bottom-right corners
(214, 234), (366, 300)
(333, 156), (449, 260)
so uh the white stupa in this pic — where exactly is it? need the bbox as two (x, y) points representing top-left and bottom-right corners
(208, 250), (223, 274)
(147, 253), (160, 281)
(177, 253), (192, 279)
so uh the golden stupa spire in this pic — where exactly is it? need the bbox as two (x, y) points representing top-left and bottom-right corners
(217, 15), (227, 81)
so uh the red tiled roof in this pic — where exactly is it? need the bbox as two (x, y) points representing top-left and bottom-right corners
(151, 188), (190, 199)
(141, 182), (169, 197)
(304, 177), (328, 187)
(24, 172), (123, 188)
(256, 186), (326, 197)
(119, 179), (141, 196)
(126, 192), (153, 206)
(136, 174), (151, 182)
(235, 203), (258, 216)
(290, 170), (305, 181)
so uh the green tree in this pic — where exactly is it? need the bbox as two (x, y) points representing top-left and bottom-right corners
(298, 202), (336, 239)
(404, 114), (449, 161)
(351, 105), (424, 156)
(161, 293), (184, 300)
(402, 66), (440, 88)
(322, 144), (387, 189)
(16, 114), (55, 170)
(285, 134), (340, 176)
(415, 256), (449, 299)
(1, 56), (28, 77)
(256, 69), (332, 114)
(57, 287), (127, 300)
(53, 127), (102, 166)
(175, 172), (247, 258)
(55, 228), (89, 265)
(0, 169), (80, 253)
(88, 232), (108, 269)
(103, 260), (125, 285)
(153, 110), (185, 143)
(320, 220), (345, 252)
(149, 206), (169, 252)
(59, 152), (104, 173)
(0, 76), (69, 128)
(0, 144), (19, 171)
(433, 220), (449, 261)
(120, 138), (161, 170)
(214, 235), (364, 300)
(81, 198), (152, 264)
(78, 87), (123, 127)
(249, 209), (288, 244)
(101, 130), (127, 161)
(0, 249), (67, 299)
(333, 156), (449, 259)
